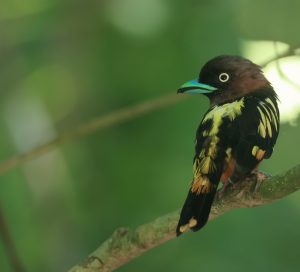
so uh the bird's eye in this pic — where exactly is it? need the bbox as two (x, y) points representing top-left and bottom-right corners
(219, 73), (230, 82)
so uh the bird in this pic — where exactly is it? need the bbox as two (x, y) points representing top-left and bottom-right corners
(176, 55), (280, 236)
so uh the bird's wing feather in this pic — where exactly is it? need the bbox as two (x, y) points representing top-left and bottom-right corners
(177, 100), (245, 235)
(229, 96), (280, 182)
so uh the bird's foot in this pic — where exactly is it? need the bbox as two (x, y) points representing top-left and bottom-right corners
(252, 169), (271, 179)
(217, 178), (236, 199)
(251, 170), (271, 192)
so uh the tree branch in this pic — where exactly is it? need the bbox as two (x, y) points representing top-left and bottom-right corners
(0, 205), (26, 272)
(0, 93), (184, 176)
(259, 42), (300, 68)
(68, 165), (300, 272)
(272, 42), (300, 91)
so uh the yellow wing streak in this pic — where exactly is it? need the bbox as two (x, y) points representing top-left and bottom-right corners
(270, 110), (278, 131)
(257, 106), (267, 138)
(252, 145), (266, 160)
(252, 146), (259, 156)
(265, 98), (279, 121)
(257, 106), (267, 127)
(258, 121), (266, 138)
(260, 103), (271, 120)
(266, 118), (272, 137)
(260, 102), (278, 132)
(258, 104), (274, 138)
(264, 100), (279, 131)
(198, 98), (244, 173)
(203, 98), (245, 129)
(192, 99), (245, 194)
(191, 176), (215, 194)
(207, 138), (218, 158)
(199, 157), (216, 174)
(179, 217), (198, 233)
(261, 102), (278, 131)
(257, 106), (273, 138)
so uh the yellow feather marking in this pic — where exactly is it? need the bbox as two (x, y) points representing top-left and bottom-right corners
(258, 121), (266, 138)
(257, 106), (267, 127)
(195, 99), (244, 179)
(263, 100), (279, 132)
(224, 147), (232, 163)
(199, 157), (216, 174)
(188, 218), (198, 228)
(191, 176), (214, 194)
(270, 110), (278, 131)
(257, 106), (269, 138)
(179, 224), (189, 233)
(226, 147), (232, 157)
(179, 217), (198, 233)
(199, 149), (206, 158)
(207, 142), (218, 158)
(265, 98), (279, 121)
(260, 103), (276, 135)
(266, 118), (272, 137)
(206, 136), (219, 160)
(260, 103), (271, 120)
(252, 146), (266, 160)
(203, 98), (244, 136)
(256, 149), (266, 160)
(258, 105), (272, 138)
(205, 110), (223, 136)
(194, 137), (219, 176)
(193, 158), (200, 176)
(252, 146), (259, 157)
(202, 130), (209, 137)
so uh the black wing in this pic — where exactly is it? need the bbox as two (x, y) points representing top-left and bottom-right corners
(229, 96), (280, 182)
(176, 104), (235, 235)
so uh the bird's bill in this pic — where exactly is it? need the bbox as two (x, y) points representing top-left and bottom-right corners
(177, 79), (217, 94)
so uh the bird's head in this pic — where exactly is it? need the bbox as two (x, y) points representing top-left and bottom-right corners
(177, 55), (274, 105)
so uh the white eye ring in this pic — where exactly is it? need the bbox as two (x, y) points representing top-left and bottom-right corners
(219, 73), (230, 82)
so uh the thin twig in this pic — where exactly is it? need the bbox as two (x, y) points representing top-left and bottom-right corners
(68, 165), (300, 272)
(273, 42), (300, 90)
(0, 204), (26, 272)
(260, 42), (300, 68)
(0, 93), (184, 176)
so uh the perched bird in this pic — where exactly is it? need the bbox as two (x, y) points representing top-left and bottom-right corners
(176, 55), (280, 236)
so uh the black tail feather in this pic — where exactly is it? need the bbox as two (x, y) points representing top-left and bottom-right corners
(176, 188), (217, 236)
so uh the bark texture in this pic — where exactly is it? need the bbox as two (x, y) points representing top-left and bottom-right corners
(68, 165), (300, 272)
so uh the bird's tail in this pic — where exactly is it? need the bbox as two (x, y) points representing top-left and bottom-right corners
(176, 185), (218, 236)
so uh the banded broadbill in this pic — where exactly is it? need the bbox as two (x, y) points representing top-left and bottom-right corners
(176, 55), (280, 236)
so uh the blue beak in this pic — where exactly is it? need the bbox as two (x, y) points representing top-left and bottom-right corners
(177, 79), (217, 94)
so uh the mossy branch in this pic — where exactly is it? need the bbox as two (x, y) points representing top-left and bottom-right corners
(68, 165), (300, 272)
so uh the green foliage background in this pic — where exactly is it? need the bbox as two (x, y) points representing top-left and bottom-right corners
(1, 0), (300, 271)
